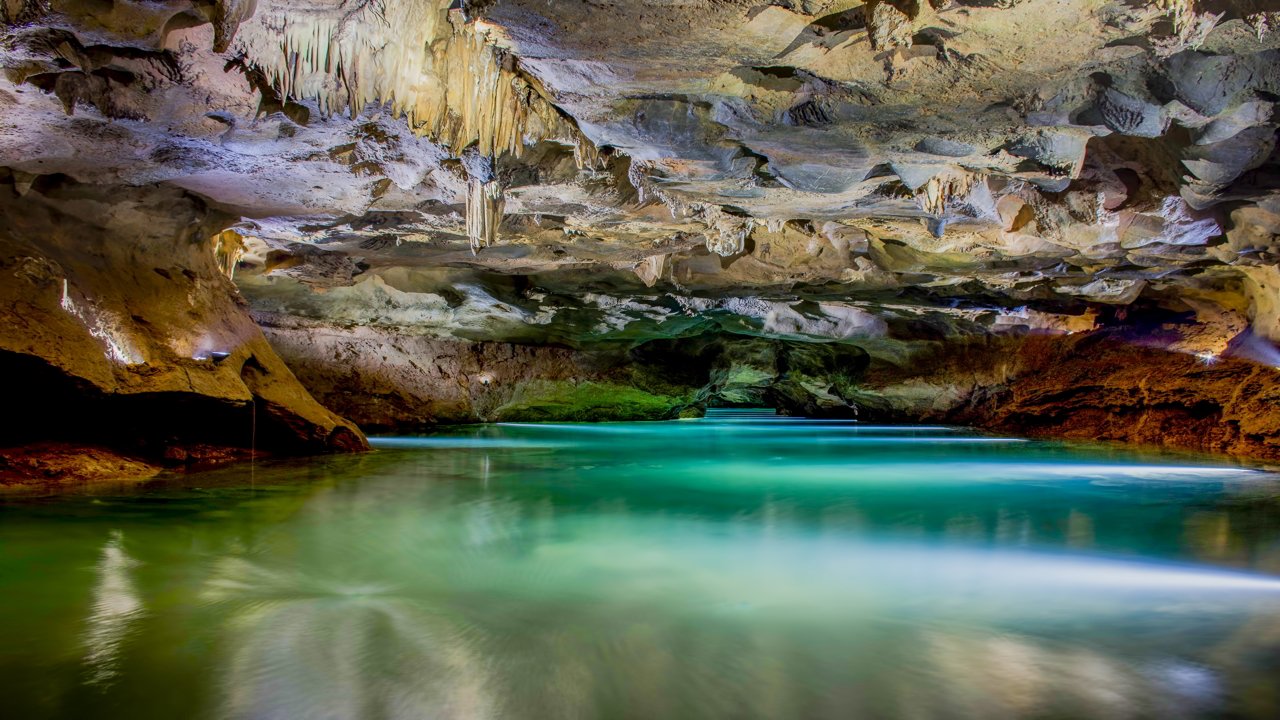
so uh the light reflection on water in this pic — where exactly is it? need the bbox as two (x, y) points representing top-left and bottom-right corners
(2, 417), (1280, 718)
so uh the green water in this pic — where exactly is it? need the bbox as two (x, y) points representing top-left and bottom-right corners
(4, 413), (1280, 719)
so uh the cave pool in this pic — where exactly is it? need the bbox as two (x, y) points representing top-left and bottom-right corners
(4, 410), (1280, 719)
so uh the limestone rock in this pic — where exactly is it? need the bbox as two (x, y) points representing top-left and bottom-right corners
(0, 0), (1278, 466)
(0, 174), (366, 478)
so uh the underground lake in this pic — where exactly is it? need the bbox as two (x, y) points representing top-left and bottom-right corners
(3, 412), (1280, 719)
(5, 3), (1280, 716)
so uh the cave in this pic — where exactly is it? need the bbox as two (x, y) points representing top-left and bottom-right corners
(2, 1), (1280, 717)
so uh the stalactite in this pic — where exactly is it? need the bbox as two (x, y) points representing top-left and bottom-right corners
(573, 133), (605, 171)
(865, 0), (914, 51)
(627, 160), (688, 218)
(628, 160), (659, 206)
(466, 178), (504, 254)
(234, 0), (596, 159)
(916, 168), (982, 216)
(696, 204), (755, 257)
(212, 229), (247, 279)
(1156, 0), (1197, 34)
(1245, 11), (1280, 40)
(0, 0), (47, 24)
(633, 254), (665, 287)
(1152, 0), (1222, 55)
(204, 0), (257, 53)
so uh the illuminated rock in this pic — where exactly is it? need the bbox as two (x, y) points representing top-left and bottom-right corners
(1, 0), (1280, 474)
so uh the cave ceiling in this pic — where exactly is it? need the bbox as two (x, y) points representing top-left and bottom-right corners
(2, 0), (1279, 354)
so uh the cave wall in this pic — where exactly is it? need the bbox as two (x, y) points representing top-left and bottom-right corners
(1, 0), (1278, 476)
(0, 174), (366, 483)
(978, 336), (1280, 459)
(846, 333), (1280, 460)
(258, 320), (1280, 461)
(259, 318), (885, 429)
(258, 317), (704, 428)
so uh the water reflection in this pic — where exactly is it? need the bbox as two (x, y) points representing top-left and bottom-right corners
(83, 530), (144, 686)
(184, 469), (1280, 718)
(203, 558), (491, 720)
(1, 420), (1279, 718)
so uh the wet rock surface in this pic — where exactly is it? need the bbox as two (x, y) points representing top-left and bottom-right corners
(262, 315), (1280, 460)
(1, 0), (1279, 470)
(258, 317), (701, 427)
(974, 335), (1280, 459)
(843, 331), (1280, 460)
(0, 174), (366, 483)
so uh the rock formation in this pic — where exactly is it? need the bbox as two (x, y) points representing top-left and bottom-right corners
(0, 173), (365, 484)
(2, 0), (1280, 478)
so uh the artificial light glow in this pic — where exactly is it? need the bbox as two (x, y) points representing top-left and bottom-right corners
(495, 422), (961, 433)
(83, 531), (145, 685)
(1229, 331), (1280, 369)
(369, 437), (568, 449)
(777, 540), (1280, 598)
(59, 279), (144, 365)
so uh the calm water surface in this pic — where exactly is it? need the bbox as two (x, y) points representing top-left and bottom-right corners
(3, 411), (1280, 719)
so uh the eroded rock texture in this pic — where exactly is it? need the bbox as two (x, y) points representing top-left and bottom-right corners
(2, 0), (1280, 468)
(258, 318), (703, 427)
(260, 320), (1280, 459)
(0, 174), (365, 484)
(841, 331), (1280, 459)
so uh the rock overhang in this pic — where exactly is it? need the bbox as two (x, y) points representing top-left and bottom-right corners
(0, 0), (1277, 359)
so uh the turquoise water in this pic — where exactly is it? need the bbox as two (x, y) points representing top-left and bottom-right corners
(3, 412), (1280, 718)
